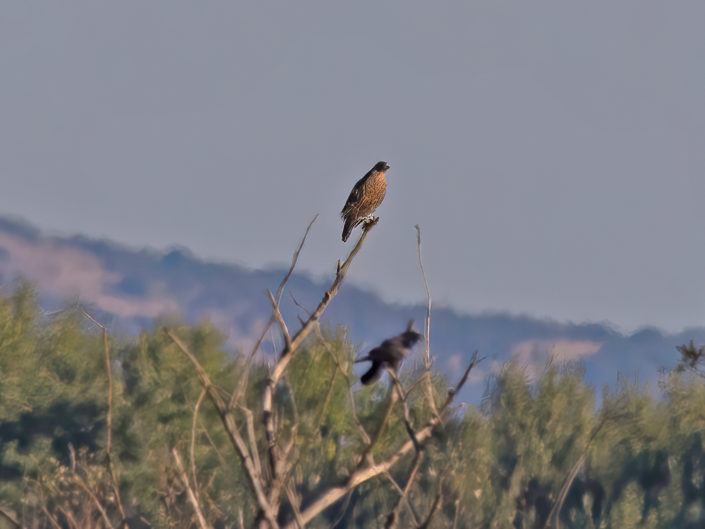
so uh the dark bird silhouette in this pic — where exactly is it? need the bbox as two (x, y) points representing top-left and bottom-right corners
(357, 320), (422, 385)
(341, 161), (390, 242)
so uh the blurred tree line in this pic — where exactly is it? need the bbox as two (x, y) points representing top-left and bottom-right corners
(1, 282), (705, 529)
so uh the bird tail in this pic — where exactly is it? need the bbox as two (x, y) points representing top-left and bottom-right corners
(360, 361), (383, 385)
(342, 217), (354, 242)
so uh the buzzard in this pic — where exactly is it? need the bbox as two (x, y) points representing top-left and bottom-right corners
(340, 161), (390, 242)
(357, 320), (422, 385)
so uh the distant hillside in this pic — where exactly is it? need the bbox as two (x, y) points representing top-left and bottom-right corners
(0, 215), (702, 402)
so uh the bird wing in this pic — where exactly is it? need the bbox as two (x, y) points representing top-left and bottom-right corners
(341, 173), (369, 218)
(372, 339), (405, 364)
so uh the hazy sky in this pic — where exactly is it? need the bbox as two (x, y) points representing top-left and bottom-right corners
(2, 2), (704, 332)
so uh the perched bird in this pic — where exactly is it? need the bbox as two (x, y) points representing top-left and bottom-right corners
(357, 320), (422, 385)
(341, 161), (390, 242)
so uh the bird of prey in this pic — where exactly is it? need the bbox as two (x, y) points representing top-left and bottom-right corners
(340, 161), (390, 242)
(357, 320), (422, 385)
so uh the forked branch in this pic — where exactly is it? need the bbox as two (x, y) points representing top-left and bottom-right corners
(281, 351), (480, 529)
(260, 219), (379, 519)
(165, 330), (279, 529)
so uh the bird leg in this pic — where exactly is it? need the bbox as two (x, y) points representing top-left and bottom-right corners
(362, 216), (379, 228)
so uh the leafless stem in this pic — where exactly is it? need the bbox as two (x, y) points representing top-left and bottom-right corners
(240, 405), (264, 482)
(191, 388), (207, 503)
(418, 489), (442, 529)
(165, 330), (280, 529)
(81, 310), (128, 528)
(0, 507), (21, 528)
(73, 476), (116, 529)
(57, 505), (80, 529)
(231, 215), (319, 410)
(388, 371), (420, 451)
(172, 448), (214, 529)
(40, 506), (62, 529)
(414, 225), (439, 419)
(546, 410), (614, 529)
(267, 290), (291, 351)
(289, 292), (312, 318)
(384, 453), (424, 529)
(281, 351), (480, 529)
(260, 220), (378, 524)
(284, 485), (305, 529)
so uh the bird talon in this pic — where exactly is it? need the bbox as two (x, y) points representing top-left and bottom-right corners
(363, 216), (379, 229)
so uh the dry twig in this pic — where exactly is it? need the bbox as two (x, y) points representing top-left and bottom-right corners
(414, 225), (439, 420)
(172, 448), (214, 529)
(259, 219), (379, 526)
(280, 351), (480, 529)
(231, 215), (319, 409)
(81, 310), (128, 529)
(0, 506), (21, 528)
(165, 330), (280, 529)
(191, 388), (208, 503)
(384, 453), (423, 529)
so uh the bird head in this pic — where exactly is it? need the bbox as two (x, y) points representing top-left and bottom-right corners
(374, 161), (390, 172)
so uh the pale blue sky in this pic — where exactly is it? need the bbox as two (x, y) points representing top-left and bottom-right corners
(1, 2), (704, 332)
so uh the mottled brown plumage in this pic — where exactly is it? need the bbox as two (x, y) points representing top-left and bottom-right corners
(340, 161), (389, 242)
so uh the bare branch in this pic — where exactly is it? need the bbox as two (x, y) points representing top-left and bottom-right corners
(546, 407), (616, 529)
(191, 388), (207, 503)
(40, 506), (62, 529)
(230, 215), (318, 410)
(276, 215), (319, 303)
(289, 292), (312, 318)
(172, 448), (214, 529)
(282, 352), (480, 529)
(414, 225), (439, 419)
(240, 405), (264, 482)
(81, 309), (128, 528)
(271, 218), (377, 382)
(165, 329), (280, 529)
(418, 489), (442, 529)
(73, 476), (116, 529)
(0, 506), (21, 528)
(57, 505), (80, 529)
(452, 499), (461, 529)
(260, 220), (379, 520)
(268, 289), (292, 351)
(388, 371), (421, 451)
(284, 485), (305, 529)
(384, 453), (424, 529)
